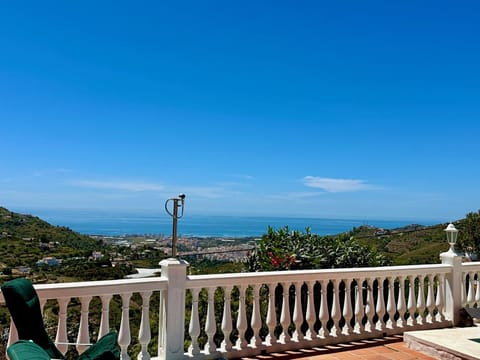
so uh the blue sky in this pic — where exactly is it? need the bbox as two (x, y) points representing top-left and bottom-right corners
(1, 1), (479, 221)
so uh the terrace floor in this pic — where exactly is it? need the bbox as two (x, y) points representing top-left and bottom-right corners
(242, 327), (480, 359)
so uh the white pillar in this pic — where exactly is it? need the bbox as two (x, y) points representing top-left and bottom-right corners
(440, 250), (463, 326)
(159, 258), (189, 360)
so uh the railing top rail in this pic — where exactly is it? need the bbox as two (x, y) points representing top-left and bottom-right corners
(0, 261), (459, 302)
(461, 262), (480, 271)
(0, 277), (168, 302)
(186, 264), (452, 288)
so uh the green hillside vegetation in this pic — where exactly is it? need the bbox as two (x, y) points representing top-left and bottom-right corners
(351, 215), (480, 265)
(0, 207), (137, 283)
(0, 207), (104, 268)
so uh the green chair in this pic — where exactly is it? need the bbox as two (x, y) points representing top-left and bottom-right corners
(2, 278), (120, 360)
(7, 340), (52, 360)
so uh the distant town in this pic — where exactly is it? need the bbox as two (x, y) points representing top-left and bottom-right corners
(2, 233), (257, 278)
(91, 233), (257, 261)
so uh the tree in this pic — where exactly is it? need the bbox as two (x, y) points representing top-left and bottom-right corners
(460, 210), (480, 255)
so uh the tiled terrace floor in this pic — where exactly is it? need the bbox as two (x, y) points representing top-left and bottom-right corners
(241, 336), (436, 360)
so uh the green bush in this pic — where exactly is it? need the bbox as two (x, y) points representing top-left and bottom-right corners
(247, 226), (387, 272)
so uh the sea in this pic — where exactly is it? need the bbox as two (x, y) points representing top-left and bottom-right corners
(17, 208), (441, 238)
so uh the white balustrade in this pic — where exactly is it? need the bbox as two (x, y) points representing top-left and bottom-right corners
(0, 261), (467, 359)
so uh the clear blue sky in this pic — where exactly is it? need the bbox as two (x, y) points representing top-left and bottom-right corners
(1, 1), (479, 221)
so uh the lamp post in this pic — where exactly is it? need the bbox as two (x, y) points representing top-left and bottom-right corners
(165, 194), (186, 257)
(440, 222), (462, 326)
(444, 223), (459, 254)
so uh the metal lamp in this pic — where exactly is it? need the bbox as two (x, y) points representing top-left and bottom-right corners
(444, 223), (458, 253)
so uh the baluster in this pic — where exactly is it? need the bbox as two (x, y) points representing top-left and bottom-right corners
(138, 291), (152, 360)
(205, 287), (217, 354)
(342, 280), (353, 335)
(461, 272), (467, 306)
(265, 283), (277, 345)
(375, 277), (386, 332)
(416, 275), (426, 324)
(292, 282), (304, 341)
(55, 298), (69, 355)
(279, 282), (291, 343)
(396, 276), (407, 328)
(426, 275), (435, 323)
(305, 281), (317, 339)
(467, 272), (475, 307)
(157, 289), (166, 358)
(77, 296), (92, 354)
(386, 277), (397, 329)
(435, 274), (445, 322)
(188, 288), (201, 356)
(235, 285), (248, 349)
(99, 295), (112, 339)
(220, 286), (233, 352)
(318, 279), (330, 338)
(353, 280), (364, 334)
(407, 276), (416, 326)
(118, 292), (132, 360)
(364, 278), (375, 332)
(330, 279), (341, 337)
(250, 284), (263, 347)
(475, 274), (480, 307)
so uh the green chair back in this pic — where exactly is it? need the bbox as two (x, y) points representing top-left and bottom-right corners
(2, 278), (120, 360)
(1, 278), (64, 359)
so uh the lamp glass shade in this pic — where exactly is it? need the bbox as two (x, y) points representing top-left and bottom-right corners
(444, 223), (458, 246)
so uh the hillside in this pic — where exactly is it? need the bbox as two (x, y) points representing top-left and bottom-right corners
(0, 207), (104, 270)
(351, 222), (456, 265)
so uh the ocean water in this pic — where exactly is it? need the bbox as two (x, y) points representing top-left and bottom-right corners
(19, 208), (440, 237)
